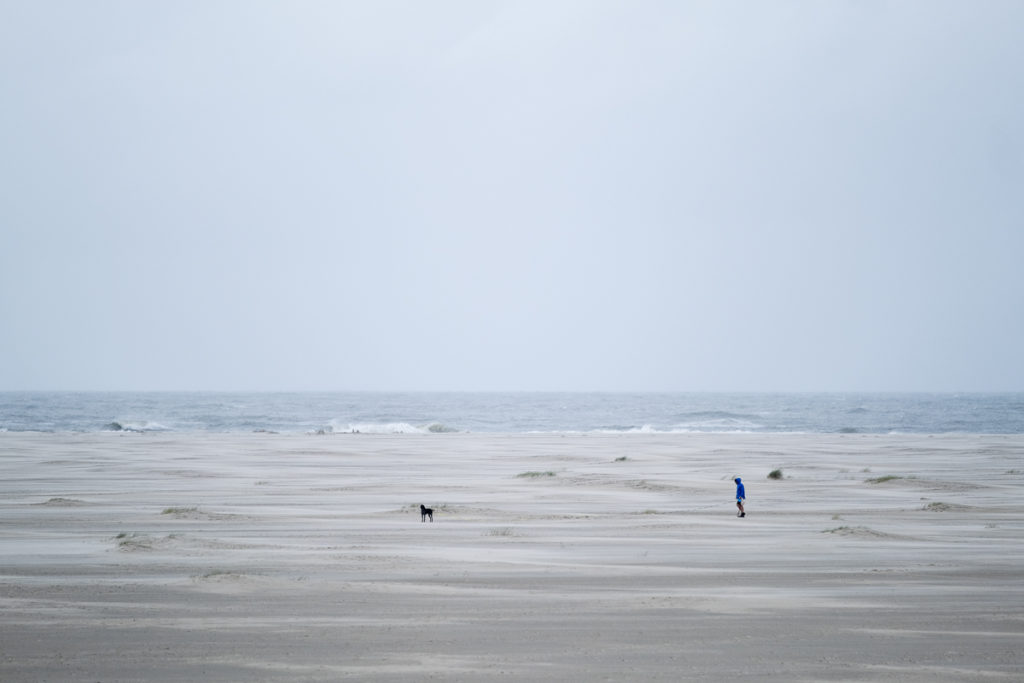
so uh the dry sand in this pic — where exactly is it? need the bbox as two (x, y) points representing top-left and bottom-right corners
(1, 432), (1023, 681)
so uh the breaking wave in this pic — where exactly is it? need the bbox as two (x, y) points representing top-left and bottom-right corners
(669, 411), (764, 433)
(103, 421), (172, 433)
(324, 420), (462, 435)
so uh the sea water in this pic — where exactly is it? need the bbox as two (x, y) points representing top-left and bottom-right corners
(0, 392), (1021, 434)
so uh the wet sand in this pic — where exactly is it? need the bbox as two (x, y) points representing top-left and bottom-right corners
(2, 432), (1023, 681)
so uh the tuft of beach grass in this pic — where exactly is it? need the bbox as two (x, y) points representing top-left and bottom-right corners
(162, 506), (197, 515)
(866, 475), (903, 484)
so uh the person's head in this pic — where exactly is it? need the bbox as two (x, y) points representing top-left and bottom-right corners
(734, 477), (741, 483)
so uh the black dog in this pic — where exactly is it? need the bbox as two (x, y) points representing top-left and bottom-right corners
(420, 504), (433, 522)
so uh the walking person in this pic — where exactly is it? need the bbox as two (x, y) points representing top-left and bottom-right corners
(734, 476), (746, 517)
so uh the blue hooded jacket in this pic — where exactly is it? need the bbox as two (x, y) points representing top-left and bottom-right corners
(735, 477), (745, 499)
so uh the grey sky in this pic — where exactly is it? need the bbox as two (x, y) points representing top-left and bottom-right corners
(2, 1), (1022, 392)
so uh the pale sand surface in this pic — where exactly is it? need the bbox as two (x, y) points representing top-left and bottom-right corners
(2, 432), (1023, 681)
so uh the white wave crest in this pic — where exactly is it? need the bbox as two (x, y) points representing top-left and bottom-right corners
(321, 419), (462, 435)
(105, 420), (172, 432)
(591, 424), (759, 435)
(326, 421), (428, 434)
(529, 424), (765, 435)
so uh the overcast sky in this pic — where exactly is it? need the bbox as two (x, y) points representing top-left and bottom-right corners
(1, 1), (1022, 392)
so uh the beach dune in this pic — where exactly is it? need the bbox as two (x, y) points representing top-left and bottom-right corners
(2, 432), (1023, 681)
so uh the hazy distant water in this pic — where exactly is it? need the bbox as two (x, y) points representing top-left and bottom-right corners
(1, 392), (1021, 435)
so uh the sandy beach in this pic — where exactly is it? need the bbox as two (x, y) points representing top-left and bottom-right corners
(2, 432), (1023, 681)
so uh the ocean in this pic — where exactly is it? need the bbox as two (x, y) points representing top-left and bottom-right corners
(0, 392), (1021, 435)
